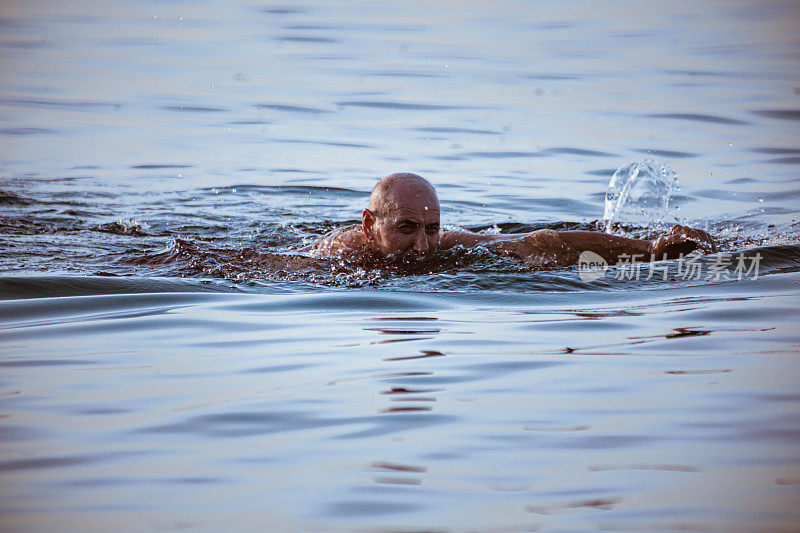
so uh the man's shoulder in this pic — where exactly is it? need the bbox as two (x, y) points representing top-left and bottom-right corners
(311, 224), (363, 255)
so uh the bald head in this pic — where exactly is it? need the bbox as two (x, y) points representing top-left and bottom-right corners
(368, 173), (438, 214)
(362, 173), (441, 257)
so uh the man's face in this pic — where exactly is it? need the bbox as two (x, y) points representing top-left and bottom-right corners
(363, 186), (440, 258)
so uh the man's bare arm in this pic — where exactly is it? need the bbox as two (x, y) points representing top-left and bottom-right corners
(440, 225), (716, 266)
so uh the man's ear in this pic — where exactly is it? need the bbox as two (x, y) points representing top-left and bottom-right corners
(362, 209), (375, 240)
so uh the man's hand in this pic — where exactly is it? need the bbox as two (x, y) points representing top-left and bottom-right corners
(649, 224), (717, 259)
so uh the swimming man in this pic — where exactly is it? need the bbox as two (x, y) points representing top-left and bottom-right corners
(305, 173), (717, 266)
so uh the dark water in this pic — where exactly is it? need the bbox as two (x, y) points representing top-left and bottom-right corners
(1, 1), (800, 531)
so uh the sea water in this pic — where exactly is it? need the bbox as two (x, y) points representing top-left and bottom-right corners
(1, 1), (799, 531)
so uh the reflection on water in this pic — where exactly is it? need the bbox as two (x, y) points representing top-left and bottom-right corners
(1, 0), (800, 531)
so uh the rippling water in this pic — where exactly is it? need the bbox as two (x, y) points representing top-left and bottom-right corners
(1, 1), (799, 531)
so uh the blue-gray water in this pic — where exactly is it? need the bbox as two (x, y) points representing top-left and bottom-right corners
(1, 1), (799, 531)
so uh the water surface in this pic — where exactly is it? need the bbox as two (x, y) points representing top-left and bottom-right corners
(1, 1), (799, 531)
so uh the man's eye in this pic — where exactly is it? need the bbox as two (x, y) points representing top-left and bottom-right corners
(398, 225), (416, 233)
(426, 227), (439, 235)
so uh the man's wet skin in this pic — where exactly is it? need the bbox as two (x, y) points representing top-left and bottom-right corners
(304, 172), (717, 267)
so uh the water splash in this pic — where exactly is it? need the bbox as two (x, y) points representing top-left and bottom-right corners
(603, 160), (678, 233)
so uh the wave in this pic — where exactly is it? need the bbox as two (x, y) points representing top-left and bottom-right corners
(0, 276), (236, 301)
(2, 243), (798, 300)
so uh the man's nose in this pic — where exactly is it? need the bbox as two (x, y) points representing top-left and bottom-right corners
(411, 230), (429, 253)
